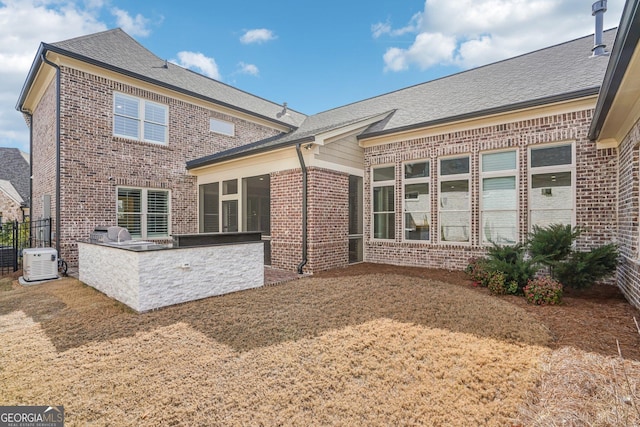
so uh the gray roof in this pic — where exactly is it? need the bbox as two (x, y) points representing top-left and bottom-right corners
(189, 29), (616, 169)
(18, 28), (305, 128)
(0, 148), (29, 205)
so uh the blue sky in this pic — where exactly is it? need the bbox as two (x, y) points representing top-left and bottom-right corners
(0, 0), (625, 153)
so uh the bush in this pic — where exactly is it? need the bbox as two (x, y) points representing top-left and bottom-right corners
(484, 243), (539, 293)
(487, 271), (519, 295)
(465, 257), (491, 287)
(528, 224), (582, 270)
(524, 277), (563, 305)
(554, 243), (619, 289)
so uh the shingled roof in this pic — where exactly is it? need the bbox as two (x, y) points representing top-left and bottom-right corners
(188, 29), (616, 169)
(0, 148), (29, 205)
(17, 28), (306, 129)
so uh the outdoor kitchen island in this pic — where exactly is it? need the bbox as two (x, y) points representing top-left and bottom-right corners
(77, 232), (264, 312)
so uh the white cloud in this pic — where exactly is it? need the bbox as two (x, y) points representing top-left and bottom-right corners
(238, 62), (259, 76)
(111, 7), (151, 37)
(378, 0), (624, 72)
(172, 51), (221, 80)
(0, 0), (153, 151)
(240, 28), (276, 44)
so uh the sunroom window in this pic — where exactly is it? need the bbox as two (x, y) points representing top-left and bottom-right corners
(372, 166), (395, 240)
(404, 161), (430, 241)
(481, 150), (517, 244)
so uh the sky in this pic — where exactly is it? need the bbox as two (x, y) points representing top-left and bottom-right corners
(0, 0), (625, 153)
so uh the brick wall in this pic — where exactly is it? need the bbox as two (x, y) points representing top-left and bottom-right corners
(0, 193), (23, 223)
(270, 168), (303, 271)
(364, 109), (618, 271)
(32, 66), (282, 265)
(616, 116), (640, 308)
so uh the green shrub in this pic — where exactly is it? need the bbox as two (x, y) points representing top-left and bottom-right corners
(528, 224), (582, 274)
(485, 243), (539, 293)
(524, 277), (563, 305)
(487, 271), (506, 294)
(554, 243), (619, 289)
(465, 257), (491, 287)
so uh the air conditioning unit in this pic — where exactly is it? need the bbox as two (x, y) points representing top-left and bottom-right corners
(23, 248), (59, 282)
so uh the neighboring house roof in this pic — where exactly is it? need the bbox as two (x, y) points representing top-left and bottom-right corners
(188, 29), (616, 169)
(589, 0), (640, 141)
(0, 148), (29, 206)
(0, 179), (23, 205)
(16, 28), (306, 129)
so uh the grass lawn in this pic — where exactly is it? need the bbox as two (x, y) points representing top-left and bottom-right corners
(1, 265), (640, 426)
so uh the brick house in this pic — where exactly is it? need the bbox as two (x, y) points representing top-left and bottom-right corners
(15, 1), (640, 307)
(0, 147), (30, 224)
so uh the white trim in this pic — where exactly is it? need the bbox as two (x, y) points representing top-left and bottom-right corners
(210, 117), (235, 136)
(113, 92), (168, 145)
(116, 186), (171, 239)
(438, 154), (471, 245)
(402, 159), (431, 243)
(371, 164), (396, 241)
(479, 148), (519, 245)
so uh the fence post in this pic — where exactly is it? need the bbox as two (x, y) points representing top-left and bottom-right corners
(12, 220), (18, 272)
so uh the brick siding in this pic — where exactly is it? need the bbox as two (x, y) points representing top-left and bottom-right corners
(363, 109), (618, 271)
(31, 66), (282, 265)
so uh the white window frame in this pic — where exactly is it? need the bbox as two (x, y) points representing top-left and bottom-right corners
(116, 187), (171, 239)
(221, 179), (239, 232)
(480, 149), (519, 245)
(402, 160), (430, 242)
(528, 142), (576, 231)
(371, 165), (396, 241)
(438, 155), (471, 244)
(210, 118), (235, 136)
(113, 92), (168, 144)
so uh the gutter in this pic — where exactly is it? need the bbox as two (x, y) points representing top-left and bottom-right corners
(40, 52), (63, 264)
(295, 143), (308, 274)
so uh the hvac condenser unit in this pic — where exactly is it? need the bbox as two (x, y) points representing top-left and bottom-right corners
(22, 248), (58, 282)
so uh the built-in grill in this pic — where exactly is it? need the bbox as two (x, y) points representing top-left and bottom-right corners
(90, 226), (132, 244)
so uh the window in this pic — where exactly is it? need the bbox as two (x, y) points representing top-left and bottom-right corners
(210, 118), (235, 136)
(243, 175), (271, 264)
(403, 161), (430, 241)
(222, 179), (238, 232)
(117, 188), (169, 238)
(114, 93), (167, 144)
(529, 144), (574, 229)
(372, 166), (395, 240)
(199, 183), (219, 232)
(349, 175), (363, 263)
(481, 150), (517, 245)
(439, 156), (470, 243)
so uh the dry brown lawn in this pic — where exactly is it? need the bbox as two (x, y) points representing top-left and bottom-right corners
(1, 264), (640, 426)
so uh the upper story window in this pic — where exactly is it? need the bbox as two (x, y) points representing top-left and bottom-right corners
(210, 118), (235, 136)
(372, 166), (395, 240)
(114, 93), (168, 144)
(481, 150), (518, 245)
(529, 143), (574, 229)
(439, 155), (470, 243)
(403, 161), (430, 241)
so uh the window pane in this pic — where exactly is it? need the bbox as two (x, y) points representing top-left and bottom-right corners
(147, 191), (168, 214)
(147, 214), (168, 237)
(531, 172), (571, 188)
(349, 175), (363, 235)
(373, 167), (395, 181)
(200, 183), (219, 233)
(530, 172), (572, 228)
(404, 162), (429, 179)
(114, 116), (139, 139)
(115, 94), (139, 118)
(349, 237), (363, 263)
(223, 179), (238, 195)
(404, 182), (429, 241)
(144, 122), (166, 143)
(440, 180), (469, 210)
(440, 211), (469, 242)
(222, 200), (238, 232)
(374, 213), (394, 239)
(482, 211), (517, 244)
(531, 145), (572, 167)
(117, 188), (141, 237)
(244, 175), (270, 235)
(441, 156), (469, 175)
(144, 102), (166, 124)
(482, 151), (516, 172)
(531, 210), (572, 228)
(373, 186), (394, 212)
(483, 177), (516, 210)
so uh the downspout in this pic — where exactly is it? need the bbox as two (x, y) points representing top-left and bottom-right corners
(295, 143), (308, 274)
(40, 53), (62, 261)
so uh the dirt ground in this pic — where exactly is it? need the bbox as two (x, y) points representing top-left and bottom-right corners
(1, 264), (640, 426)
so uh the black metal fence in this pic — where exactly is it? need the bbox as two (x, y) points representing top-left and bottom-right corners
(0, 219), (52, 276)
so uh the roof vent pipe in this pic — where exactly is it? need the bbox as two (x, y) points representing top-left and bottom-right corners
(591, 0), (608, 56)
